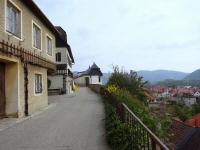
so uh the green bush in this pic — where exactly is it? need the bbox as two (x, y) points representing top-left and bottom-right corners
(105, 101), (144, 150)
(107, 66), (148, 101)
(101, 66), (171, 149)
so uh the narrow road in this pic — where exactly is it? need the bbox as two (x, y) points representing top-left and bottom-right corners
(0, 88), (110, 150)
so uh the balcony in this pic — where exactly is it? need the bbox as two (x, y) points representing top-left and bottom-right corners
(55, 64), (73, 78)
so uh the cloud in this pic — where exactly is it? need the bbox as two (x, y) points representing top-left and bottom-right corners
(35, 0), (200, 73)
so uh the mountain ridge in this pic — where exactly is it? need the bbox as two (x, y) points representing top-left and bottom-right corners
(184, 69), (200, 80)
(137, 70), (188, 83)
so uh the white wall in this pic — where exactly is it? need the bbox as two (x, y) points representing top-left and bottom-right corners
(90, 76), (102, 85)
(56, 47), (72, 70)
(48, 75), (63, 89)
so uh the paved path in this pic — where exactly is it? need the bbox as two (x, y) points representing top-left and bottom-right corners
(0, 88), (110, 150)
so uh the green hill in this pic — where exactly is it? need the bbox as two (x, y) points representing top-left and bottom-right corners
(184, 69), (200, 80)
(157, 79), (200, 87)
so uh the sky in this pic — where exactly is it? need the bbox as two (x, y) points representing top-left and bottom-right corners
(35, 0), (200, 73)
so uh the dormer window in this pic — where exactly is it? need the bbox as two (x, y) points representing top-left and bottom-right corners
(6, 1), (21, 38)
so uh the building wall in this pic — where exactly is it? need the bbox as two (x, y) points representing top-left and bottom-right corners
(90, 76), (102, 85)
(56, 48), (67, 64)
(75, 75), (102, 86)
(0, 0), (55, 117)
(75, 76), (89, 86)
(183, 98), (196, 107)
(48, 75), (63, 89)
(56, 47), (72, 70)
(27, 65), (48, 115)
(66, 76), (73, 94)
(0, 0), (56, 62)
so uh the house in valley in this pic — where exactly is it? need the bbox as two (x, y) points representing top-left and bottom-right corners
(48, 27), (75, 95)
(171, 93), (196, 106)
(74, 63), (103, 87)
(0, 0), (61, 118)
(194, 91), (200, 97)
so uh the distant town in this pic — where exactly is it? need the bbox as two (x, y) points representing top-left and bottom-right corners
(148, 85), (200, 106)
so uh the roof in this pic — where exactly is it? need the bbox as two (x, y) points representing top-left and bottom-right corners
(75, 63), (103, 78)
(22, 0), (59, 36)
(178, 128), (200, 150)
(185, 113), (200, 127)
(168, 119), (200, 150)
(90, 63), (99, 69)
(55, 26), (75, 63)
(168, 119), (193, 148)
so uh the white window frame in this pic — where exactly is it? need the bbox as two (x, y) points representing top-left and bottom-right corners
(34, 73), (43, 96)
(32, 20), (42, 51)
(46, 34), (53, 56)
(5, 0), (23, 41)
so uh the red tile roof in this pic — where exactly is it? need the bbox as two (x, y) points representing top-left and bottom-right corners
(185, 113), (200, 127)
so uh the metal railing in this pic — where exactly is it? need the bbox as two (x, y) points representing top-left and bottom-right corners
(117, 103), (169, 150)
(104, 90), (169, 150)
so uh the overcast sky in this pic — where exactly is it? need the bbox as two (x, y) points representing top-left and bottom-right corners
(35, 0), (200, 73)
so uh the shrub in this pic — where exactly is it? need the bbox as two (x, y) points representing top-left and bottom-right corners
(105, 101), (143, 150)
(107, 66), (148, 101)
(102, 66), (171, 148)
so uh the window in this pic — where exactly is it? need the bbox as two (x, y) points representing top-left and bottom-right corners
(47, 36), (52, 56)
(6, 1), (21, 38)
(99, 76), (101, 82)
(56, 52), (61, 62)
(35, 74), (42, 94)
(33, 23), (41, 50)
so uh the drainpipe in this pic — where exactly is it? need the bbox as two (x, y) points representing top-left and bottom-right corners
(24, 63), (29, 116)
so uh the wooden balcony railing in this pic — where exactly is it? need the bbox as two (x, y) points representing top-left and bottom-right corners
(117, 103), (169, 150)
(55, 70), (68, 75)
(0, 40), (56, 70)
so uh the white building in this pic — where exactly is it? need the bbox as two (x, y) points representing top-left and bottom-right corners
(74, 63), (103, 86)
(48, 27), (75, 95)
(194, 91), (200, 97)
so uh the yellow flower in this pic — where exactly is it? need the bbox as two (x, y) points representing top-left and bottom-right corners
(106, 85), (119, 94)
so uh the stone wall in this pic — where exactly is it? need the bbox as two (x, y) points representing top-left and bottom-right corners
(88, 84), (101, 93)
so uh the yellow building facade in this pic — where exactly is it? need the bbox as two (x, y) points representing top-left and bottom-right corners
(0, 0), (57, 117)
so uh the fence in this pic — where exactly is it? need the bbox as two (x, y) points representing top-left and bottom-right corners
(0, 40), (56, 70)
(104, 90), (169, 150)
(117, 103), (169, 150)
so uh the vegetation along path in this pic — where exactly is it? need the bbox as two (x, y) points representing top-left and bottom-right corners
(0, 88), (110, 150)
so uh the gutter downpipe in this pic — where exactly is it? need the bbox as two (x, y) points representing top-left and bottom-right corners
(24, 63), (29, 116)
